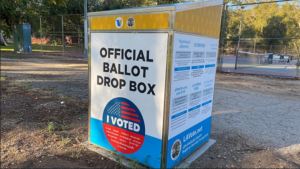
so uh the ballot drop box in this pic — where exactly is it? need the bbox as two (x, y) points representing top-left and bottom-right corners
(88, 0), (223, 168)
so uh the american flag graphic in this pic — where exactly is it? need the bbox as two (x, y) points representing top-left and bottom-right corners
(107, 101), (141, 123)
(102, 97), (145, 154)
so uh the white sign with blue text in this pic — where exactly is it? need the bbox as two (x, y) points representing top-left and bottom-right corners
(167, 33), (219, 168)
(90, 33), (168, 168)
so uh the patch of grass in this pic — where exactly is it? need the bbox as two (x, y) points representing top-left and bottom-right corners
(70, 151), (81, 159)
(60, 120), (68, 131)
(58, 93), (65, 98)
(75, 151), (81, 159)
(55, 91), (66, 98)
(1, 87), (13, 98)
(129, 158), (143, 169)
(45, 122), (57, 134)
(70, 151), (76, 158)
(1, 76), (7, 81)
(143, 155), (150, 164)
(1, 94), (9, 98)
(0, 44), (14, 51)
(1, 43), (84, 52)
(60, 135), (70, 147)
(111, 149), (117, 155)
(44, 137), (50, 144)
(115, 156), (124, 166)
(23, 83), (32, 88)
(15, 82), (32, 89)
(7, 56), (22, 59)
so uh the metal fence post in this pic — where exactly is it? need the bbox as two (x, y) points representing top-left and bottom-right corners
(62, 15), (64, 57)
(295, 43), (300, 77)
(253, 40), (256, 53)
(296, 55), (299, 77)
(218, 4), (228, 72)
(40, 16), (43, 54)
(84, 0), (88, 60)
(235, 5), (245, 70)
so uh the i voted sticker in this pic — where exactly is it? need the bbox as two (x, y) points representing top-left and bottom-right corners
(102, 97), (145, 154)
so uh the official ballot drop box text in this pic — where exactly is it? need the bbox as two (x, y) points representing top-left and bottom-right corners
(88, 0), (223, 168)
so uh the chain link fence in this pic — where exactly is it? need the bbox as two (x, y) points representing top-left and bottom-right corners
(218, 2), (300, 78)
(219, 39), (300, 78)
(31, 14), (84, 58)
(223, 40), (299, 57)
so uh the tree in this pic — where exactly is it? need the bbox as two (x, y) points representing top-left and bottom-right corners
(0, 0), (40, 38)
(262, 16), (287, 45)
(226, 1), (300, 44)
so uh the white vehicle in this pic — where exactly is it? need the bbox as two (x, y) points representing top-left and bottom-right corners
(265, 53), (290, 63)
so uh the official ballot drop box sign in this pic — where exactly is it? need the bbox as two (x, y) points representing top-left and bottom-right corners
(88, 0), (223, 168)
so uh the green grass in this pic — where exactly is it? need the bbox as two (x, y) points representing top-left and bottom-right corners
(0, 76), (7, 81)
(60, 135), (70, 147)
(60, 120), (68, 130)
(45, 122), (57, 134)
(1, 43), (83, 52)
(0, 44), (14, 51)
(15, 83), (32, 88)
(3, 56), (22, 59)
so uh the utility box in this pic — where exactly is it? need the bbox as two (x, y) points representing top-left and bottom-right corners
(88, 0), (222, 168)
(13, 24), (32, 52)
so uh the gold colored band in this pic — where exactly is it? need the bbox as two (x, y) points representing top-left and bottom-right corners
(91, 13), (169, 30)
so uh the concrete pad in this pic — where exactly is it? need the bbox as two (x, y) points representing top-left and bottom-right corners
(83, 141), (146, 168)
(84, 139), (215, 168)
(175, 139), (216, 168)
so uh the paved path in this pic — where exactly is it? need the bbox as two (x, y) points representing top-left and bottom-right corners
(220, 56), (299, 77)
(212, 87), (300, 149)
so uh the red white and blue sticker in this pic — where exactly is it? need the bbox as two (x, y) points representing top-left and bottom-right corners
(102, 97), (145, 154)
(171, 139), (181, 160)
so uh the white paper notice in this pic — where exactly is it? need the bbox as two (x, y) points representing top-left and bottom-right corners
(168, 33), (219, 139)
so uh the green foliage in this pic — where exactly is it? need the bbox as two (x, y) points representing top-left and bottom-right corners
(129, 158), (143, 168)
(60, 135), (70, 147)
(0, 44), (14, 52)
(157, 0), (185, 5)
(1, 0), (40, 37)
(15, 83), (32, 88)
(1, 22), (11, 39)
(263, 16), (288, 45)
(4, 0), (299, 52)
(45, 122), (57, 133)
(225, 1), (300, 47)
(0, 0), (208, 39)
(0, 43), (83, 52)
(60, 120), (68, 130)
(1, 76), (7, 81)
(70, 151), (81, 158)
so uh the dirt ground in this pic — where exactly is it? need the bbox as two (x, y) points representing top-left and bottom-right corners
(1, 52), (299, 168)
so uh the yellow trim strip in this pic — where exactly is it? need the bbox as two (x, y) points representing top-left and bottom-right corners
(91, 13), (169, 30)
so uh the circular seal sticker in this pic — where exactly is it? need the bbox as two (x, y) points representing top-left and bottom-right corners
(126, 17), (135, 28)
(115, 17), (123, 28)
(102, 97), (145, 154)
(171, 139), (181, 161)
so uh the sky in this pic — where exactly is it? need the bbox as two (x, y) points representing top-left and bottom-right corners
(228, 0), (298, 10)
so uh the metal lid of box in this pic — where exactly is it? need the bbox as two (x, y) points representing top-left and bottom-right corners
(88, 0), (222, 38)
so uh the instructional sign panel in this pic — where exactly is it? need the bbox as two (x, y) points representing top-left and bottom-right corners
(167, 33), (219, 167)
(90, 33), (168, 168)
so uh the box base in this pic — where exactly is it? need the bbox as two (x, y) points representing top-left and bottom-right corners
(175, 139), (216, 168)
(82, 141), (147, 168)
(83, 139), (215, 168)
